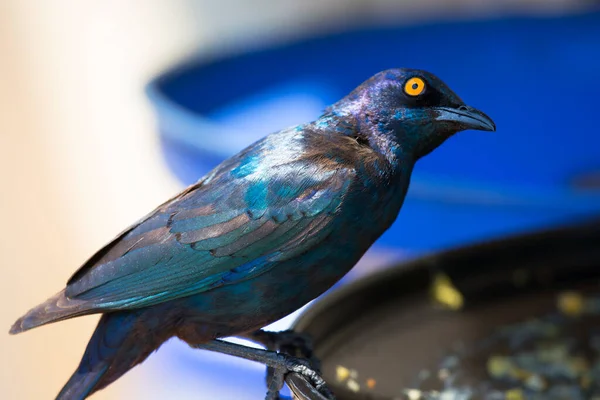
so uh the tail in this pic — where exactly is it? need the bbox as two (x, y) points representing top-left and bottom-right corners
(56, 310), (169, 400)
(10, 290), (95, 334)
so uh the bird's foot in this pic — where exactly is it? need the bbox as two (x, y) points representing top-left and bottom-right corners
(242, 329), (329, 399)
(193, 339), (334, 400)
(268, 353), (335, 400)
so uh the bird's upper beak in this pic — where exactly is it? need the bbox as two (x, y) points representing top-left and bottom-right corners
(434, 106), (496, 132)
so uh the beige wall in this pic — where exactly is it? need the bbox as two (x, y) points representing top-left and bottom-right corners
(0, 2), (198, 399)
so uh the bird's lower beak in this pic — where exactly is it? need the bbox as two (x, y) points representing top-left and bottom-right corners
(434, 106), (496, 132)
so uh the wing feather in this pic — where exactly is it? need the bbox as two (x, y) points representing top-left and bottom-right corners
(64, 131), (355, 310)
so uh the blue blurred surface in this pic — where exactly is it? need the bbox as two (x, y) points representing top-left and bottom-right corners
(148, 12), (600, 253)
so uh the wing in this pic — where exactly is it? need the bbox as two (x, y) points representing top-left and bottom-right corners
(64, 132), (355, 310)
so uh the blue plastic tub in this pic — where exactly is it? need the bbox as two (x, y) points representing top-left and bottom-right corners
(147, 12), (600, 252)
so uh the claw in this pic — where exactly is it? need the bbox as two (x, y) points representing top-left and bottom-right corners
(278, 353), (334, 399)
(233, 330), (335, 399)
(286, 372), (337, 400)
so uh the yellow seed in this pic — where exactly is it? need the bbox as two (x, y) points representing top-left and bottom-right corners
(403, 388), (422, 400)
(431, 273), (464, 310)
(366, 378), (376, 389)
(487, 355), (513, 378)
(336, 365), (350, 382)
(347, 379), (360, 392)
(557, 291), (585, 317)
(505, 388), (525, 400)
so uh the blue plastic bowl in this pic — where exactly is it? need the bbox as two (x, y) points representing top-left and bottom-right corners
(147, 12), (600, 252)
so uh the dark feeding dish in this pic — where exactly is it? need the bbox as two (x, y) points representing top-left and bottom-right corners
(292, 218), (600, 400)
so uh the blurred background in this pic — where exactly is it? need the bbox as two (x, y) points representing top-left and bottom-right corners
(1, 1), (600, 399)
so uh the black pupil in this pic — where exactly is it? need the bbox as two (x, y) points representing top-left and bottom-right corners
(412, 82), (419, 90)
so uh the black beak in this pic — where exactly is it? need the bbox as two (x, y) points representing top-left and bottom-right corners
(434, 106), (496, 132)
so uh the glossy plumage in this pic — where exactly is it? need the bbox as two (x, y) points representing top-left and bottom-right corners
(10, 68), (494, 399)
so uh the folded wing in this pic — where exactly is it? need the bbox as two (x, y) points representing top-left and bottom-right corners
(65, 144), (354, 310)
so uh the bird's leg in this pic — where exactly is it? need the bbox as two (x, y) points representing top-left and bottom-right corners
(241, 330), (321, 400)
(239, 329), (280, 397)
(265, 367), (286, 400)
(192, 339), (335, 400)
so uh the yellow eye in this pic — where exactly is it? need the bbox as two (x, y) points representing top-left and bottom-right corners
(404, 77), (426, 96)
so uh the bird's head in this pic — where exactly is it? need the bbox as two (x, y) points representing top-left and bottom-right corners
(333, 68), (495, 159)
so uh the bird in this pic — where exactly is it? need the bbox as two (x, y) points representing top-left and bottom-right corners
(10, 68), (495, 400)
